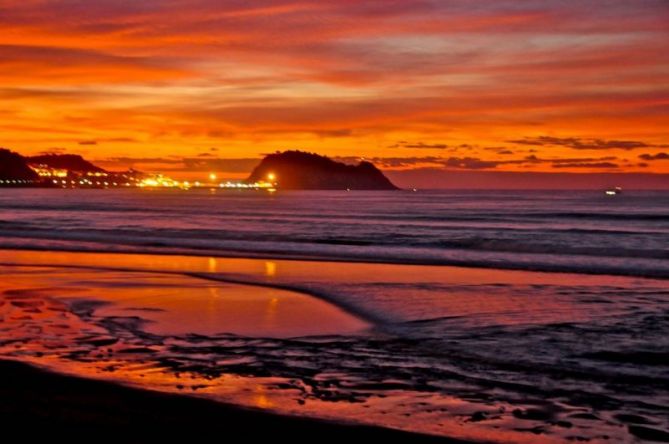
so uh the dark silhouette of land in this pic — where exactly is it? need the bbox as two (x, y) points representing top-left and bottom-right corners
(0, 360), (461, 443)
(1, 148), (398, 190)
(28, 153), (106, 173)
(248, 151), (398, 190)
(0, 148), (38, 181)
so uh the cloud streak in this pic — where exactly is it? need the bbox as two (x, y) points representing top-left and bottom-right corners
(0, 0), (667, 176)
(507, 136), (664, 151)
(639, 152), (669, 161)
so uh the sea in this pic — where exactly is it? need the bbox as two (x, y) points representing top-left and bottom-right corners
(0, 189), (668, 277)
(0, 188), (668, 442)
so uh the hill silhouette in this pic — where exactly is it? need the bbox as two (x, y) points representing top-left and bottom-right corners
(247, 151), (398, 190)
(27, 154), (106, 173)
(0, 149), (39, 181)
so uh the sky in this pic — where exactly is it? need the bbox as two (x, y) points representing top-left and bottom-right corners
(1, 0), (668, 186)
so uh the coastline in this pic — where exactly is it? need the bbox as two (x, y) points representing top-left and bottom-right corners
(0, 359), (464, 443)
(2, 249), (668, 442)
(1, 241), (668, 280)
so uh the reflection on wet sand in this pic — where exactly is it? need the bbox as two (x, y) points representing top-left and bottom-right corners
(0, 265), (550, 443)
(1, 250), (669, 443)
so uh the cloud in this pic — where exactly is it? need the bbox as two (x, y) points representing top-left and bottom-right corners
(0, 44), (187, 84)
(443, 157), (500, 169)
(38, 147), (68, 155)
(335, 154), (625, 171)
(98, 157), (184, 165)
(97, 156), (262, 173)
(507, 136), (662, 150)
(0, 0), (666, 175)
(389, 141), (449, 149)
(77, 137), (138, 146)
(550, 156), (617, 163)
(316, 129), (353, 137)
(335, 156), (443, 168)
(639, 152), (669, 161)
(94, 152), (642, 175)
(551, 162), (618, 169)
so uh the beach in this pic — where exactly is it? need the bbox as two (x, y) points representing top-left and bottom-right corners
(0, 359), (456, 442)
(3, 0), (669, 440)
(2, 247), (669, 443)
(1, 190), (669, 442)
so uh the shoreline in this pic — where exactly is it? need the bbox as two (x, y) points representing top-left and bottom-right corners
(0, 359), (467, 443)
(1, 242), (668, 280)
(2, 249), (668, 442)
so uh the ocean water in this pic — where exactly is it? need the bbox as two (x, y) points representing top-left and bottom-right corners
(0, 189), (668, 277)
(1, 189), (668, 442)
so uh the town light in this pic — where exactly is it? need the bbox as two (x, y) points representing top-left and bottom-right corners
(209, 173), (217, 181)
(267, 172), (276, 182)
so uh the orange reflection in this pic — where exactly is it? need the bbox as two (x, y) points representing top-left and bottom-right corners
(254, 385), (274, 409)
(1, 249), (666, 443)
(264, 261), (277, 277)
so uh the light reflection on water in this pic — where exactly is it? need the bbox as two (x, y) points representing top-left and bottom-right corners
(1, 250), (668, 443)
(0, 189), (668, 278)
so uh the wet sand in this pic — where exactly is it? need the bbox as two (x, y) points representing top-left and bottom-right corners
(2, 250), (668, 443)
(0, 359), (461, 443)
(0, 262), (457, 441)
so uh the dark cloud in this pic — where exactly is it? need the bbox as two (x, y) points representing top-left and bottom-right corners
(106, 137), (138, 143)
(389, 141), (449, 149)
(551, 156), (617, 163)
(338, 154), (623, 171)
(508, 136), (661, 150)
(77, 137), (137, 145)
(99, 157), (184, 165)
(444, 157), (499, 169)
(551, 162), (619, 169)
(97, 153), (635, 174)
(316, 129), (353, 138)
(335, 156), (443, 168)
(639, 152), (669, 161)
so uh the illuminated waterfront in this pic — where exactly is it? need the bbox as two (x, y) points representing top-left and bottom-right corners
(1, 161), (278, 191)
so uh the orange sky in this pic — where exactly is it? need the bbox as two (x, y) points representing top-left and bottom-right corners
(1, 0), (668, 181)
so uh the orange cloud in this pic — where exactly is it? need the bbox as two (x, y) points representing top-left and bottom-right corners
(0, 0), (667, 176)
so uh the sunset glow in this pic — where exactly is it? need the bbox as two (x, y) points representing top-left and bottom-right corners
(1, 5), (669, 439)
(1, 1), (667, 184)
